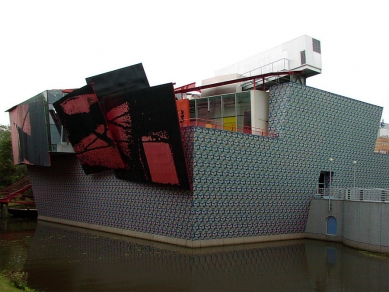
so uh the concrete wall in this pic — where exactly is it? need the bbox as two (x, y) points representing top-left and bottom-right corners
(306, 198), (389, 254)
(250, 90), (269, 132)
(305, 199), (344, 242)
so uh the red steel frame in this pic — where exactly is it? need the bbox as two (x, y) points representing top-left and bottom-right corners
(174, 70), (304, 94)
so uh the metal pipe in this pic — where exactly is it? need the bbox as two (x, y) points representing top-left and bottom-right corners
(329, 158), (334, 211)
(353, 160), (357, 197)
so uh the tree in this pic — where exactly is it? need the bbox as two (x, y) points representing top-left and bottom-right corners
(0, 125), (28, 189)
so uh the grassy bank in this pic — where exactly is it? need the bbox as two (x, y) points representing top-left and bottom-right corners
(0, 274), (23, 292)
(0, 272), (37, 292)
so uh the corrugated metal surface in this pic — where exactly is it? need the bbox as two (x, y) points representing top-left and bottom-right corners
(9, 93), (50, 166)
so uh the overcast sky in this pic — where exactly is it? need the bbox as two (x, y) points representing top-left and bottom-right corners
(0, 0), (388, 126)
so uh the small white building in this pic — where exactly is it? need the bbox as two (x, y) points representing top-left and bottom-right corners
(209, 35), (322, 92)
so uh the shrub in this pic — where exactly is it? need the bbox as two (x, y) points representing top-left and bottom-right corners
(7, 270), (28, 289)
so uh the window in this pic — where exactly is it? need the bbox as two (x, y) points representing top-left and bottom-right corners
(313, 38), (321, 53)
(189, 92), (252, 133)
(189, 99), (196, 120)
(222, 94), (236, 131)
(196, 98), (209, 124)
(236, 92), (251, 133)
(300, 50), (306, 65)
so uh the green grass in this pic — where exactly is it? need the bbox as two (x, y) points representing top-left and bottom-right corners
(0, 271), (38, 292)
(0, 274), (23, 292)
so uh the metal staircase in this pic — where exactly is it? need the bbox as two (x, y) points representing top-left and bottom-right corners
(0, 177), (32, 202)
(0, 177), (34, 218)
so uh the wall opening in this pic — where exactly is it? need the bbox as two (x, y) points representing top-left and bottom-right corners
(318, 171), (334, 195)
(326, 216), (337, 235)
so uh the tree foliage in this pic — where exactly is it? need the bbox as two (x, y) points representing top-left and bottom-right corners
(0, 125), (28, 189)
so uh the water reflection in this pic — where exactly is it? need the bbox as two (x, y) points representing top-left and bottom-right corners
(1, 218), (389, 292)
(0, 218), (36, 271)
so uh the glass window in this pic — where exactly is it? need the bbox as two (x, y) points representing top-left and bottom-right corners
(209, 96), (222, 129)
(209, 96), (221, 119)
(312, 38), (321, 53)
(236, 92), (251, 133)
(222, 94), (235, 117)
(196, 98), (209, 126)
(300, 50), (306, 65)
(47, 90), (65, 104)
(50, 124), (61, 145)
(189, 99), (196, 120)
(222, 94), (236, 131)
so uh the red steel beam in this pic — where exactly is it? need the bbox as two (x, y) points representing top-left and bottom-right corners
(174, 70), (304, 94)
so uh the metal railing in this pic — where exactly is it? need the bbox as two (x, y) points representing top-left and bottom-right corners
(241, 59), (290, 77)
(240, 59), (290, 89)
(0, 177), (31, 198)
(182, 118), (278, 138)
(316, 187), (389, 202)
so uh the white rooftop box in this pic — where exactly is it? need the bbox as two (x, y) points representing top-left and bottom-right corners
(215, 35), (322, 79)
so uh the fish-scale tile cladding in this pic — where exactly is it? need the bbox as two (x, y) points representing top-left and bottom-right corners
(29, 82), (389, 242)
(189, 82), (389, 240)
(29, 155), (194, 240)
(190, 127), (308, 240)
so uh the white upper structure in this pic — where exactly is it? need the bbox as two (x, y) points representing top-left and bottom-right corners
(215, 35), (322, 80)
(199, 35), (322, 96)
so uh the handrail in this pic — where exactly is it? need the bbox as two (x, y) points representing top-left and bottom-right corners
(0, 184), (32, 203)
(182, 118), (278, 138)
(316, 187), (389, 202)
(174, 70), (303, 94)
(0, 176), (31, 197)
(241, 58), (290, 77)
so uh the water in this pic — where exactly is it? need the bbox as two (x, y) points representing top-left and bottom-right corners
(1, 217), (389, 292)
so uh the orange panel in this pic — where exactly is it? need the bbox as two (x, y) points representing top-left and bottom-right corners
(176, 99), (190, 127)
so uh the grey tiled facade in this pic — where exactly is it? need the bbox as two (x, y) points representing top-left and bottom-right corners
(29, 82), (389, 243)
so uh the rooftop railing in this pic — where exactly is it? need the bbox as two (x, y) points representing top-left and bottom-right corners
(316, 187), (389, 203)
(241, 59), (290, 77)
(240, 59), (290, 90)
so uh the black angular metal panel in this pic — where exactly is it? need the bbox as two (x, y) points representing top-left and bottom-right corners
(53, 85), (125, 174)
(85, 63), (150, 108)
(103, 83), (190, 189)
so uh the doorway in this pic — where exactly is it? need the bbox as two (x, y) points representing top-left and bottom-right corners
(327, 216), (337, 235)
(318, 171), (333, 195)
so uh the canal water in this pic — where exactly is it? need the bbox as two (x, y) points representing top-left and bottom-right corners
(1, 217), (389, 292)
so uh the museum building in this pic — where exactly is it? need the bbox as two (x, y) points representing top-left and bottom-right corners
(7, 35), (389, 248)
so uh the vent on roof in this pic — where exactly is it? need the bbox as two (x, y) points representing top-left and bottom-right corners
(313, 38), (321, 53)
(300, 50), (306, 65)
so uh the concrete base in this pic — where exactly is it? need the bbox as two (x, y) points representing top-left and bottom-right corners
(38, 215), (305, 248)
(39, 198), (389, 254)
(305, 198), (389, 255)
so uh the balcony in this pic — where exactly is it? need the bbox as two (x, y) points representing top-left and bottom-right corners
(316, 188), (389, 202)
